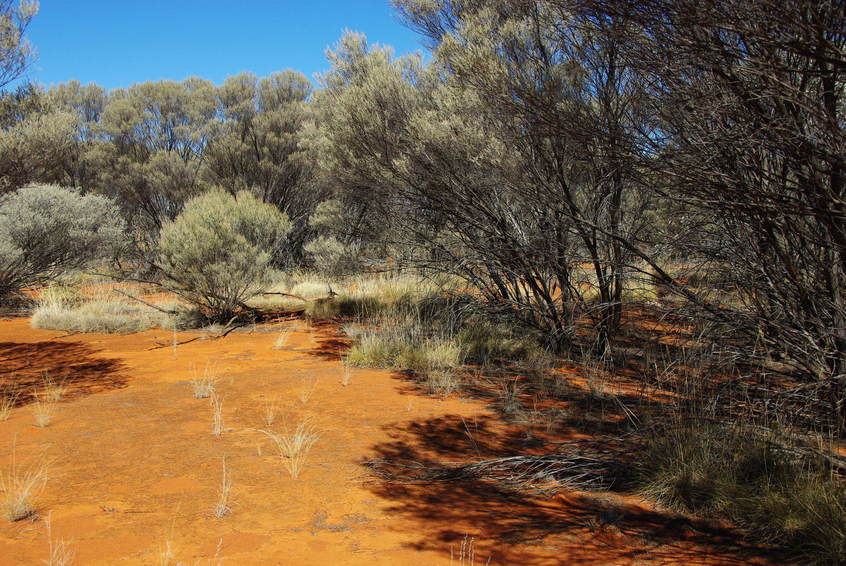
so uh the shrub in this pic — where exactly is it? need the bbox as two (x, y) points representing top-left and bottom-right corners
(0, 185), (124, 298)
(638, 423), (846, 565)
(157, 190), (291, 321)
(303, 235), (359, 277)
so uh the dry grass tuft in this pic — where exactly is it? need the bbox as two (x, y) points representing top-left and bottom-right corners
(448, 534), (490, 565)
(44, 512), (74, 565)
(41, 373), (67, 403)
(0, 389), (19, 421)
(31, 399), (55, 428)
(258, 421), (319, 479)
(262, 397), (279, 427)
(213, 457), (232, 518)
(210, 392), (224, 436)
(341, 366), (352, 387)
(1, 443), (47, 522)
(298, 375), (318, 404)
(272, 326), (292, 350)
(190, 364), (218, 399)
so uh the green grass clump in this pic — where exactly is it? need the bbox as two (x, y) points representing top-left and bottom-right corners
(345, 328), (463, 372)
(638, 423), (846, 565)
(457, 321), (546, 365)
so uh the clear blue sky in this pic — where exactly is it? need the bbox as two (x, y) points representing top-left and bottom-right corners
(19, 0), (425, 90)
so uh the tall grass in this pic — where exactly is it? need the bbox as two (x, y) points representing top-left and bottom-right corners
(31, 289), (172, 334)
(638, 423), (846, 565)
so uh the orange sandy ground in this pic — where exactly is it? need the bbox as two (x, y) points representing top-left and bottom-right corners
(0, 317), (782, 565)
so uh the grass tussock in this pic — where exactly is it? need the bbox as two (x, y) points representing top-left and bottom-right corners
(272, 326), (292, 350)
(213, 457), (232, 518)
(638, 423), (846, 565)
(262, 397), (279, 426)
(31, 289), (172, 334)
(31, 398), (54, 427)
(44, 512), (74, 566)
(190, 365), (218, 399)
(1, 445), (47, 522)
(210, 392), (224, 436)
(258, 421), (319, 479)
(41, 373), (67, 403)
(346, 330), (463, 372)
(0, 389), (19, 421)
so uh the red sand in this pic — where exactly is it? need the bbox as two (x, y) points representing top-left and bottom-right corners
(0, 317), (781, 565)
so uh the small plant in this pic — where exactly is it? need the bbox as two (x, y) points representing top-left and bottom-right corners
(258, 421), (319, 479)
(41, 373), (67, 403)
(449, 534), (490, 565)
(210, 392), (224, 436)
(44, 512), (74, 565)
(272, 327), (292, 350)
(262, 397), (279, 426)
(1, 443), (47, 522)
(0, 389), (19, 421)
(190, 365), (218, 399)
(31, 399), (54, 427)
(341, 366), (351, 387)
(213, 457), (232, 518)
(298, 376), (317, 404)
(423, 369), (458, 397)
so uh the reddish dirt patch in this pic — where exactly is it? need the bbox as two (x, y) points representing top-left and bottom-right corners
(0, 317), (785, 564)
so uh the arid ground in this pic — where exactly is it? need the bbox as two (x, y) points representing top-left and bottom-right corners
(0, 314), (786, 565)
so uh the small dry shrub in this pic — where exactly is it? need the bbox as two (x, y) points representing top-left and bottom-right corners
(258, 421), (319, 479)
(1, 444), (47, 522)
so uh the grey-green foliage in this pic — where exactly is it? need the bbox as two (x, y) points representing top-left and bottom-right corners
(204, 70), (319, 264)
(157, 189), (291, 320)
(0, 184), (125, 297)
(0, 0), (38, 89)
(304, 199), (360, 276)
(90, 78), (217, 234)
(0, 108), (77, 192)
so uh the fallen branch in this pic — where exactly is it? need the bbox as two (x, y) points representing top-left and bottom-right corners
(112, 288), (178, 315)
(364, 439), (632, 492)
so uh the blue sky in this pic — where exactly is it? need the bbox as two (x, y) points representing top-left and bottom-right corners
(19, 0), (425, 90)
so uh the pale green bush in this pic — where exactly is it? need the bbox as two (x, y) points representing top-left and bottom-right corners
(0, 184), (124, 298)
(157, 190), (290, 321)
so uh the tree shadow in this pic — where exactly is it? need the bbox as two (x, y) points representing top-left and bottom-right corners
(307, 321), (350, 361)
(363, 413), (789, 565)
(0, 340), (128, 405)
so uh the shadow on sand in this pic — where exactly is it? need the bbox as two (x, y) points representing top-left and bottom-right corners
(0, 340), (128, 405)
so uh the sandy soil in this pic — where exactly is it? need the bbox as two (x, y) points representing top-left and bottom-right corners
(0, 316), (785, 565)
